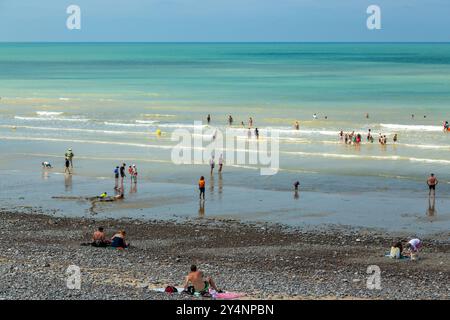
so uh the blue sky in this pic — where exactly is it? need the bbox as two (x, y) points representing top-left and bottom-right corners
(0, 0), (449, 42)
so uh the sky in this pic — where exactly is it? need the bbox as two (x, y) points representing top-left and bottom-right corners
(0, 0), (449, 42)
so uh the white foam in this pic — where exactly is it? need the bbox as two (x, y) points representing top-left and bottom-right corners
(36, 111), (64, 117)
(380, 123), (443, 132)
(135, 120), (159, 124)
(103, 121), (156, 127)
(14, 116), (89, 122)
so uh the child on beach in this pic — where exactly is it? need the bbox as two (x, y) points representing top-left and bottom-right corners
(128, 166), (134, 183)
(132, 164), (138, 183)
(198, 176), (206, 200)
(218, 154), (223, 173)
(64, 158), (71, 174)
(42, 161), (52, 169)
(406, 238), (422, 260)
(209, 156), (215, 175)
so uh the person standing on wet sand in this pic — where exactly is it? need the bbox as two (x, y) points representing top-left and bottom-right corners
(128, 165), (134, 183)
(255, 127), (259, 139)
(114, 166), (120, 189)
(65, 148), (74, 168)
(207, 114), (211, 125)
(119, 163), (126, 190)
(218, 154), (224, 173)
(248, 117), (253, 128)
(209, 156), (215, 175)
(427, 173), (438, 197)
(64, 157), (71, 174)
(198, 176), (206, 200)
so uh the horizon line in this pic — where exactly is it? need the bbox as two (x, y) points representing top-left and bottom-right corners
(1, 41), (450, 44)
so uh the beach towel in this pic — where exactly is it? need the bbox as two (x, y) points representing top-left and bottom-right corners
(385, 252), (410, 260)
(151, 287), (244, 299)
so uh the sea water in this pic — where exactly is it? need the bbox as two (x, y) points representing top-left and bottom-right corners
(0, 43), (449, 233)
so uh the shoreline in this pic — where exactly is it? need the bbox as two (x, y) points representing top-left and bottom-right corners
(0, 208), (448, 300)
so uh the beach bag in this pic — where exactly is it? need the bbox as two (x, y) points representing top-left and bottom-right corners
(164, 286), (178, 293)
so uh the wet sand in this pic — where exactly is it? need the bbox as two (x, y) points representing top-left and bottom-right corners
(0, 208), (448, 300)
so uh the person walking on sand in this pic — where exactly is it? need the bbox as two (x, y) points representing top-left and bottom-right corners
(209, 156), (215, 175)
(198, 176), (206, 200)
(64, 157), (71, 174)
(427, 173), (438, 197)
(65, 148), (74, 168)
(114, 166), (120, 189)
(218, 154), (224, 173)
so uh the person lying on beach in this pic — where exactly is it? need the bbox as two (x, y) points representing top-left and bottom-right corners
(42, 161), (52, 168)
(111, 230), (129, 249)
(92, 227), (111, 247)
(183, 265), (222, 296)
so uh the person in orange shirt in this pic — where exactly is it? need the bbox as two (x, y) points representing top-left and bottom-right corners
(198, 176), (206, 200)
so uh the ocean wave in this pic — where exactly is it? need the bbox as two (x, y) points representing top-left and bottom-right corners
(135, 120), (159, 124)
(283, 151), (450, 165)
(143, 113), (176, 118)
(36, 111), (64, 117)
(103, 121), (156, 127)
(0, 125), (144, 136)
(14, 116), (89, 122)
(380, 123), (443, 132)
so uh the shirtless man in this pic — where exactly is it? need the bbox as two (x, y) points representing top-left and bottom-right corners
(427, 173), (438, 197)
(183, 265), (221, 295)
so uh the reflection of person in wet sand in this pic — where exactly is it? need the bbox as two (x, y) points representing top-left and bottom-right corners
(198, 200), (205, 218)
(427, 196), (436, 219)
(64, 173), (72, 191)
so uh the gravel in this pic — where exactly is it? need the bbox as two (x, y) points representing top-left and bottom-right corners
(0, 209), (448, 300)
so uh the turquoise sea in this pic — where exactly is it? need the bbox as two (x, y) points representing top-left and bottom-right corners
(1, 43), (449, 234)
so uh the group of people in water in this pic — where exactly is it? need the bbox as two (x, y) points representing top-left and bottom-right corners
(339, 129), (398, 145)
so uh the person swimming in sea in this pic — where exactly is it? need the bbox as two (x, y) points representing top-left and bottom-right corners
(393, 134), (398, 143)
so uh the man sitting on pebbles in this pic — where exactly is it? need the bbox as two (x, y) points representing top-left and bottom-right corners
(183, 265), (222, 297)
(92, 227), (111, 247)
